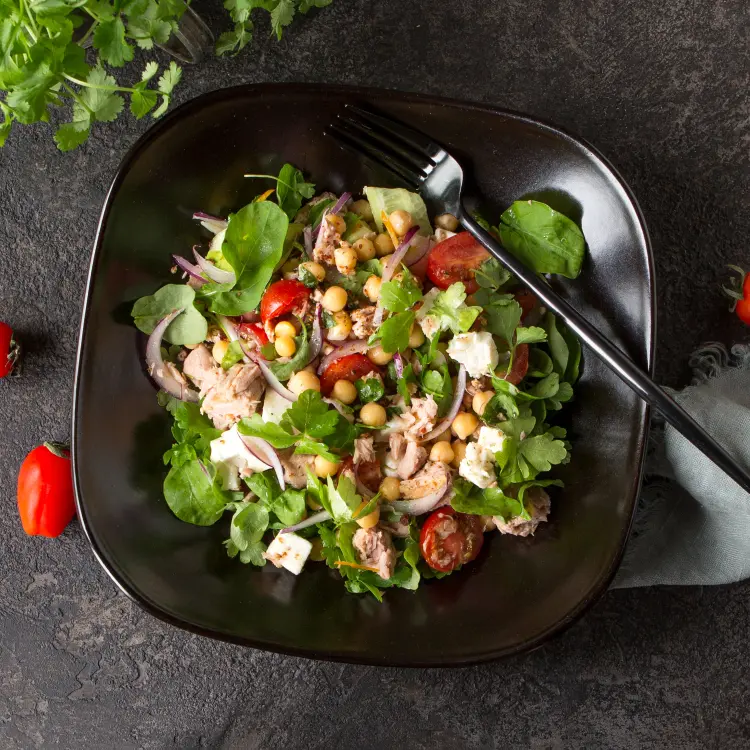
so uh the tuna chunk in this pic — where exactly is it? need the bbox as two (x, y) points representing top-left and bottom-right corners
(353, 434), (376, 465)
(350, 306), (378, 339)
(279, 450), (316, 489)
(399, 461), (450, 499)
(493, 486), (551, 537)
(388, 433), (407, 462)
(397, 440), (428, 480)
(200, 363), (265, 430)
(393, 396), (438, 440)
(352, 527), (396, 580)
(182, 344), (221, 393)
(313, 213), (339, 267)
(293, 192), (337, 224)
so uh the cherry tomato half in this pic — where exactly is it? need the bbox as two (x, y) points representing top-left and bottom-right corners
(515, 291), (538, 321)
(420, 507), (484, 572)
(239, 322), (269, 346)
(17, 443), (75, 538)
(319, 353), (380, 396)
(426, 232), (490, 294)
(502, 343), (529, 386)
(260, 280), (310, 325)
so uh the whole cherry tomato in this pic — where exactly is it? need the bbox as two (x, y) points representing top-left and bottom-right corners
(0, 322), (21, 378)
(426, 232), (490, 294)
(319, 353), (380, 396)
(260, 280), (310, 325)
(17, 443), (75, 538)
(420, 507), (484, 572)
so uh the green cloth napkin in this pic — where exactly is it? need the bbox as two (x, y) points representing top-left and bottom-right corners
(613, 344), (750, 588)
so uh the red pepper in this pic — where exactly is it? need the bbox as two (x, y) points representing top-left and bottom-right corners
(17, 443), (75, 538)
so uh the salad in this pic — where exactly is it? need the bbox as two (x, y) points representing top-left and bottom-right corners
(131, 164), (585, 600)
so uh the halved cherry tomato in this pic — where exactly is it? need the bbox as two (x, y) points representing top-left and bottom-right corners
(319, 353), (379, 396)
(238, 322), (269, 346)
(0, 322), (20, 378)
(17, 443), (75, 538)
(420, 507), (484, 572)
(260, 280), (310, 325)
(426, 232), (490, 294)
(515, 291), (538, 321)
(503, 343), (529, 386)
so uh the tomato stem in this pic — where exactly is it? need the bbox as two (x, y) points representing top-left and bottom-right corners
(43, 442), (71, 459)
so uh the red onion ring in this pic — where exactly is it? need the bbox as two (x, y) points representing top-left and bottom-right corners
(393, 351), (405, 380)
(193, 212), (227, 234)
(281, 509), (332, 533)
(421, 364), (467, 442)
(312, 192), (352, 238)
(253, 356), (297, 401)
(172, 255), (206, 285)
(309, 304), (323, 363)
(382, 225), (419, 283)
(193, 248), (236, 285)
(145, 308), (199, 402)
(303, 226), (313, 257)
(239, 434), (286, 490)
(390, 473), (452, 516)
(317, 340), (369, 375)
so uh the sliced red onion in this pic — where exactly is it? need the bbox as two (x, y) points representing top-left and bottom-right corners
(193, 248), (236, 285)
(317, 340), (369, 375)
(239, 434), (286, 490)
(329, 191), (352, 217)
(393, 352), (405, 380)
(382, 225), (419, 283)
(309, 304), (323, 363)
(240, 311), (260, 323)
(390, 474), (452, 516)
(404, 234), (432, 267)
(421, 364), (467, 442)
(235, 432), (271, 468)
(172, 255), (206, 285)
(411, 352), (423, 376)
(253, 356), (297, 401)
(323, 398), (355, 423)
(281, 509), (332, 533)
(193, 212), (227, 234)
(303, 226), (313, 257)
(145, 308), (199, 402)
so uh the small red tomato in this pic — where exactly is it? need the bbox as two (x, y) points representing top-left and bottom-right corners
(319, 353), (380, 396)
(260, 280), (310, 325)
(17, 443), (75, 538)
(0, 322), (21, 378)
(426, 231), (491, 294)
(239, 322), (269, 346)
(514, 290), (538, 321)
(420, 507), (484, 572)
(736, 298), (750, 326)
(503, 343), (530, 386)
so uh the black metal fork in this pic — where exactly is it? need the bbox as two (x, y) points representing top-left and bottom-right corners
(327, 104), (750, 494)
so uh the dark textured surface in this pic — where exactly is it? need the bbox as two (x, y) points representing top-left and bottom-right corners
(1, 0), (749, 747)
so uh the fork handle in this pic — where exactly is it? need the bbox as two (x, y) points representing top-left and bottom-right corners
(459, 208), (750, 495)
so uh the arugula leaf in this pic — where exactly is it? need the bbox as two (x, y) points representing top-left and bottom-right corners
(221, 340), (245, 369)
(498, 200), (586, 278)
(280, 389), (338, 438)
(355, 376), (385, 404)
(417, 283), (481, 335)
(380, 267), (422, 313)
(372, 311), (415, 353)
(224, 502), (268, 565)
(237, 414), (297, 449)
(222, 201), (288, 310)
(544, 311), (569, 377)
(162, 397), (221, 466)
(131, 284), (207, 345)
(163, 460), (228, 525)
(482, 296), (522, 345)
(267, 323), (309, 381)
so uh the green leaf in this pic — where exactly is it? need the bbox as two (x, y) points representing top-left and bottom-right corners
(130, 88), (158, 118)
(451, 478), (525, 519)
(76, 67), (124, 123)
(380, 267), (422, 313)
(482, 296), (522, 345)
(270, 488), (306, 527)
(474, 257), (511, 290)
(221, 340), (245, 369)
(206, 286), (261, 316)
(515, 326), (547, 345)
(225, 502), (268, 565)
(498, 200), (586, 278)
(562, 325), (582, 383)
(93, 17), (134, 67)
(373, 310), (415, 354)
(163, 460), (228, 525)
(222, 201), (289, 308)
(299, 0), (332, 10)
(157, 60), (181, 95)
(246, 471), (278, 505)
(298, 265), (318, 288)
(237, 414), (297, 449)
(267, 323), (309, 381)
(518, 433), (569, 473)
(281, 389), (338, 438)
(270, 0), (295, 39)
(294, 438), (339, 462)
(363, 186), (432, 236)
(325, 474), (362, 523)
(420, 366), (453, 416)
(162, 397), (221, 466)
(528, 372), (560, 399)
(417, 283), (481, 335)
(131, 284), (207, 345)
(355, 376), (385, 404)
(271, 163), (315, 218)
(544, 311), (569, 377)
(54, 121), (90, 151)
(527, 348), (553, 378)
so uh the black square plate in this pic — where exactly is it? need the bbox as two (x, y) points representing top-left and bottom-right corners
(73, 84), (654, 665)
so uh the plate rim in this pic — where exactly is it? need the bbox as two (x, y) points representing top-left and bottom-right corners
(71, 82), (655, 666)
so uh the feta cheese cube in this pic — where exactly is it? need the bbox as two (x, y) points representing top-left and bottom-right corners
(459, 426), (505, 489)
(447, 332), (499, 378)
(264, 532), (312, 575)
(262, 388), (292, 425)
(477, 425), (505, 454)
(209, 425), (269, 491)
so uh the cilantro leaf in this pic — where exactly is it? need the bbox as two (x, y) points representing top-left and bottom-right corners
(54, 121), (90, 151)
(93, 17), (134, 67)
(355, 376), (385, 404)
(519, 433), (569, 473)
(281, 389), (338, 438)
(515, 326), (547, 345)
(224, 502), (268, 565)
(482, 296), (522, 345)
(237, 414), (297, 449)
(417, 283), (481, 335)
(372, 310), (415, 353)
(474, 257), (511, 290)
(270, 0), (295, 40)
(380, 268), (422, 313)
(294, 437), (339, 462)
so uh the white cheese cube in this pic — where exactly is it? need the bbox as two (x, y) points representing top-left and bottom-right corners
(459, 442), (496, 489)
(447, 332), (499, 378)
(264, 532), (312, 575)
(262, 388), (292, 425)
(209, 425), (269, 491)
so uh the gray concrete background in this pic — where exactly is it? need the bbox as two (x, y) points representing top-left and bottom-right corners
(2, 1), (749, 747)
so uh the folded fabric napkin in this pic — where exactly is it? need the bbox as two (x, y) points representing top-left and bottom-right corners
(613, 343), (750, 588)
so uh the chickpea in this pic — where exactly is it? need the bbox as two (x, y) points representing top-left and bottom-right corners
(435, 213), (459, 231)
(451, 412), (479, 440)
(360, 402), (387, 427)
(212, 339), (230, 364)
(274, 320), (296, 339)
(353, 237), (376, 261)
(334, 242), (357, 274)
(379, 476), (401, 502)
(472, 390), (494, 416)
(327, 311), (353, 342)
(275, 335), (296, 358)
(326, 213), (346, 235)
(368, 345), (394, 366)
(356, 501), (381, 529)
(363, 275), (382, 303)
(321, 286), (348, 312)
(374, 232), (394, 256)
(351, 199), (374, 221)
(431, 427), (453, 444)
(331, 379), (357, 404)
(389, 209), (413, 236)
(281, 258), (300, 274)
(300, 260), (326, 282)
(408, 325), (425, 348)
(451, 440), (467, 468)
(314, 455), (340, 478)
(288, 369), (321, 396)
(430, 441), (455, 464)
